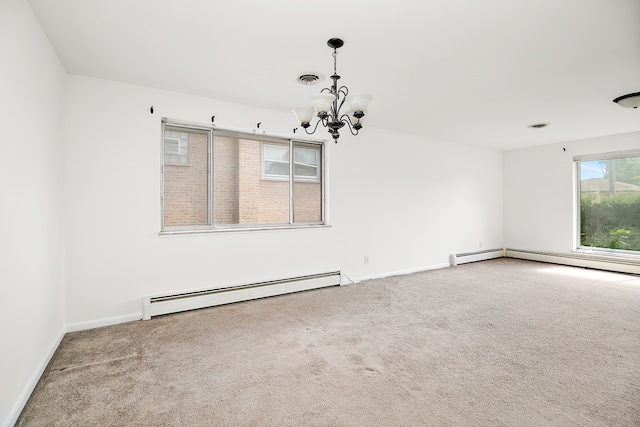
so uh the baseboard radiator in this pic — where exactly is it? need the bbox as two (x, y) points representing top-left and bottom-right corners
(142, 271), (341, 320)
(449, 248), (505, 266)
(449, 248), (639, 274)
(505, 249), (640, 275)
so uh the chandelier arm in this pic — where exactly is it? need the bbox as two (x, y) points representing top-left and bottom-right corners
(337, 98), (347, 117)
(338, 86), (349, 113)
(303, 117), (325, 135)
(340, 115), (359, 136)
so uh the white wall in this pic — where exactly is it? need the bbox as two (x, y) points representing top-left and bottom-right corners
(0, 0), (67, 426)
(4, 3), (634, 424)
(503, 131), (640, 253)
(64, 75), (504, 328)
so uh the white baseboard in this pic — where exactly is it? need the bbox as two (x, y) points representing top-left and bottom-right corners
(505, 249), (640, 275)
(3, 326), (65, 427)
(447, 247), (640, 275)
(346, 262), (450, 284)
(66, 313), (141, 332)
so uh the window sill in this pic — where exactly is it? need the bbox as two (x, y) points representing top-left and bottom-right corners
(159, 223), (330, 236)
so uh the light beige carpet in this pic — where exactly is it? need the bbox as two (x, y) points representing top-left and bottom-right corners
(16, 259), (640, 426)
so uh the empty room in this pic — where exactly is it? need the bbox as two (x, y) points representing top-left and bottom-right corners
(1, 0), (639, 426)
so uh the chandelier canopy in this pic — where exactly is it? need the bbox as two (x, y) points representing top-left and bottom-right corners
(293, 38), (372, 143)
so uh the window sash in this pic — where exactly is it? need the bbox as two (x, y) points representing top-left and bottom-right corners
(262, 143), (320, 181)
(161, 120), (325, 233)
(263, 143), (291, 179)
(575, 149), (640, 254)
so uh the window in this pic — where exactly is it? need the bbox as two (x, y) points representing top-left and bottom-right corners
(263, 143), (320, 181)
(161, 119), (325, 232)
(576, 150), (640, 253)
(163, 130), (189, 164)
(263, 144), (290, 179)
(294, 146), (320, 180)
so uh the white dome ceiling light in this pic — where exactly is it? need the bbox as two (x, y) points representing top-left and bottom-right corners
(613, 92), (640, 109)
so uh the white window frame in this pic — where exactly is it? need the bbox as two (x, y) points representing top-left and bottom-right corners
(262, 143), (321, 182)
(160, 118), (327, 235)
(293, 146), (320, 181)
(574, 149), (640, 257)
(262, 143), (291, 181)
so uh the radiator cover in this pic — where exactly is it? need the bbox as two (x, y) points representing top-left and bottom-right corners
(142, 271), (341, 320)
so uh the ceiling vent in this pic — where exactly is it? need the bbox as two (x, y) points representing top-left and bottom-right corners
(297, 73), (324, 85)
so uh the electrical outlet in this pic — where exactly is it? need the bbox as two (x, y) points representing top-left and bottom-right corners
(364, 255), (369, 264)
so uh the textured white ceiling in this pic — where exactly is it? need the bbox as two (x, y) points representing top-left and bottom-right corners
(28, 0), (640, 150)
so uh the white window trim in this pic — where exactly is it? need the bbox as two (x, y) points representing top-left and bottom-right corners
(262, 143), (291, 181)
(293, 147), (320, 182)
(262, 143), (321, 182)
(573, 148), (640, 257)
(160, 119), (327, 235)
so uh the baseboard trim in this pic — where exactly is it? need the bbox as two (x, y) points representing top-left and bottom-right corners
(347, 262), (450, 284)
(505, 248), (640, 275)
(66, 313), (141, 333)
(3, 326), (65, 427)
(446, 247), (640, 275)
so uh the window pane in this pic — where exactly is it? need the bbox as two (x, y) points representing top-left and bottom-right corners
(212, 135), (239, 225)
(294, 163), (318, 178)
(580, 155), (640, 252)
(213, 136), (289, 225)
(294, 148), (317, 164)
(293, 146), (319, 180)
(263, 143), (290, 177)
(264, 144), (289, 161)
(264, 161), (290, 177)
(293, 142), (322, 223)
(163, 127), (208, 226)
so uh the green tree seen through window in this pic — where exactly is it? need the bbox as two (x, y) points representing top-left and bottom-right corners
(600, 157), (640, 186)
(581, 155), (640, 252)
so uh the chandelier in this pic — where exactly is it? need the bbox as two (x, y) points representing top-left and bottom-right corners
(292, 38), (372, 143)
